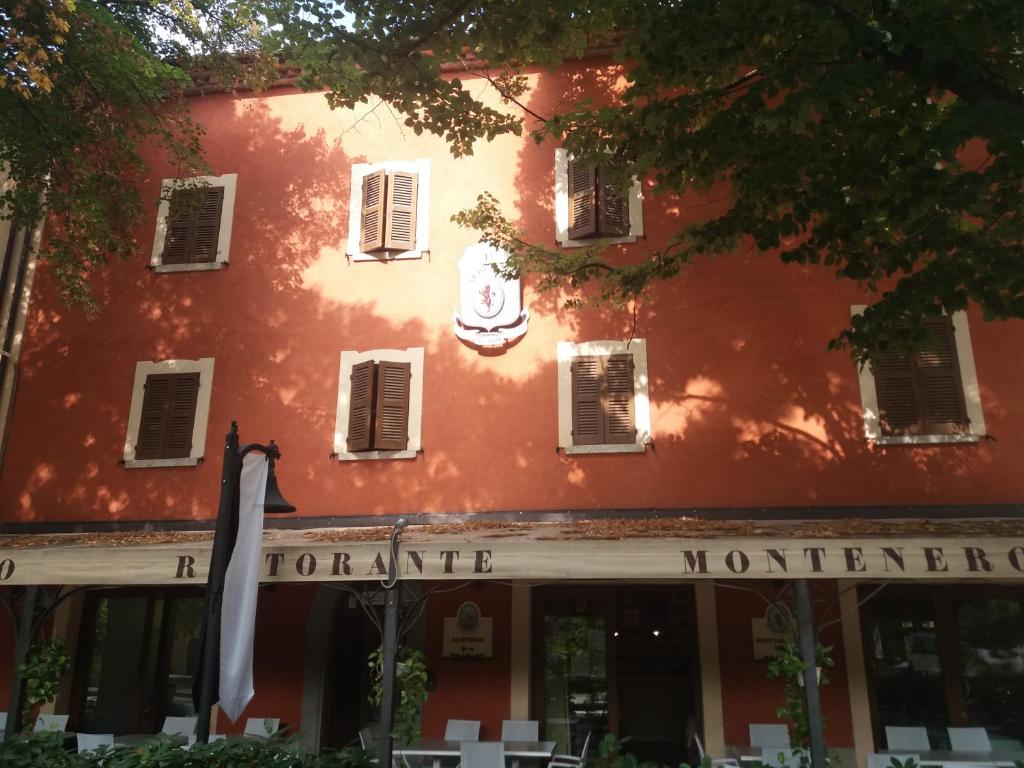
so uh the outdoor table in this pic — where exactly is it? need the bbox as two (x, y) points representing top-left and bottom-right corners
(877, 750), (1024, 767)
(394, 738), (557, 768)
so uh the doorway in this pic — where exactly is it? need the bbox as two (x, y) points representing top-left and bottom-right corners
(319, 591), (380, 750)
(532, 585), (701, 765)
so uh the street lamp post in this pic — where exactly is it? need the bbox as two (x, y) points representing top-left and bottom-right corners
(195, 421), (296, 743)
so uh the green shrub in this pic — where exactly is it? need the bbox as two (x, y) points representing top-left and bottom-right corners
(0, 731), (376, 768)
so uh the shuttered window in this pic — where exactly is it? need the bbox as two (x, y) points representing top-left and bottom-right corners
(161, 186), (225, 265)
(567, 160), (631, 240)
(346, 360), (412, 451)
(134, 372), (201, 460)
(872, 316), (969, 436)
(359, 171), (418, 253)
(571, 354), (636, 446)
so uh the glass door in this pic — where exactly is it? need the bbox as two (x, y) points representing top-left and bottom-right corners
(534, 586), (699, 763)
(74, 591), (203, 735)
(543, 613), (610, 755)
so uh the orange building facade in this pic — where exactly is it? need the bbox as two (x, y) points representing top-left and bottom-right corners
(1, 59), (1023, 766)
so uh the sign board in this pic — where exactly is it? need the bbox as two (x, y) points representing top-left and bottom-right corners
(442, 601), (493, 659)
(2, 533), (1024, 585)
(751, 617), (790, 660)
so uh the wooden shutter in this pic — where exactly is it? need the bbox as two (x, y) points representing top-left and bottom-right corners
(373, 361), (411, 451)
(567, 160), (598, 239)
(135, 375), (172, 459)
(162, 190), (198, 265)
(161, 187), (224, 264)
(347, 360), (376, 452)
(134, 372), (200, 460)
(571, 355), (603, 445)
(165, 373), (201, 457)
(597, 165), (631, 237)
(359, 171), (386, 253)
(917, 316), (969, 434)
(190, 186), (224, 263)
(872, 316), (968, 436)
(872, 350), (920, 435)
(384, 171), (418, 251)
(603, 354), (636, 443)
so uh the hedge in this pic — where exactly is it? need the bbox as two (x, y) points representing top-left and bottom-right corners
(0, 731), (375, 768)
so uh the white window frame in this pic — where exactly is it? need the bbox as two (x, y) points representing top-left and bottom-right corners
(150, 174), (237, 273)
(554, 148), (644, 248)
(557, 339), (652, 454)
(122, 357), (215, 468)
(333, 347), (424, 461)
(346, 160), (431, 261)
(852, 305), (986, 444)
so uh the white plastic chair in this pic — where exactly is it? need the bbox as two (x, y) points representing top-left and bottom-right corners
(462, 741), (504, 768)
(549, 731), (592, 768)
(749, 724), (791, 748)
(161, 716), (198, 738)
(948, 728), (991, 752)
(501, 720), (539, 742)
(885, 727), (930, 752)
(990, 737), (1024, 752)
(77, 733), (115, 753)
(868, 754), (921, 768)
(445, 720), (481, 741)
(691, 733), (740, 768)
(244, 717), (281, 738)
(761, 747), (803, 768)
(33, 714), (69, 733)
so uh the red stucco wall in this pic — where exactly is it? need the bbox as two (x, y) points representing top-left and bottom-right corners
(716, 583), (853, 748)
(421, 583), (511, 740)
(1, 60), (1022, 527)
(217, 583), (316, 735)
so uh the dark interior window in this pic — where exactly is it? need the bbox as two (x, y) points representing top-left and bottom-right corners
(75, 592), (203, 735)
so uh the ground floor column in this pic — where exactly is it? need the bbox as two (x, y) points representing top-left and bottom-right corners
(695, 581), (725, 756)
(509, 585), (531, 719)
(838, 581), (873, 768)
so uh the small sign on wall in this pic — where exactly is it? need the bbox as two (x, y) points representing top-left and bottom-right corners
(443, 601), (493, 659)
(752, 617), (789, 660)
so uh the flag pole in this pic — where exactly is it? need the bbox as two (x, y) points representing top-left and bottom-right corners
(378, 518), (407, 768)
(194, 422), (295, 743)
(196, 422), (242, 743)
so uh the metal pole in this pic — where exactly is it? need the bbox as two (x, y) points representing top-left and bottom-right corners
(794, 579), (827, 768)
(4, 585), (40, 740)
(378, 519), (406, 768)
(195, 423), (241, 743)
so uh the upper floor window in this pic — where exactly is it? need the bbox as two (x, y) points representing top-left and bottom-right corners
(333, 348), (424, 460)
(122, 358), (214, 468)
(555, 149), (643, 248)
(557, 340), (652, 454)
(347, 161), (431, 261)
(853, 307), (986, 444)
(150, 174), (237, 272)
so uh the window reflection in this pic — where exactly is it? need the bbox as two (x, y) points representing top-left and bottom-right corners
(76, 593), (203, 735)
(864, 589), (1024, 752)
(956, 598), (1024, 748)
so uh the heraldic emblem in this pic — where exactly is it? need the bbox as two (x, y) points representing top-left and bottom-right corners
(453, 243), (529, 349)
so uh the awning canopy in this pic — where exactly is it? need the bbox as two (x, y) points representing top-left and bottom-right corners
(3, 517), (1024, 585)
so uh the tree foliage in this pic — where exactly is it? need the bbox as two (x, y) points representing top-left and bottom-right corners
(275, 0), (1023, 357)
(1, 0), (273, 310)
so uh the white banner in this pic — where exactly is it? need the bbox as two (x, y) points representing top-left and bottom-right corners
(218, 454), (268, 722)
